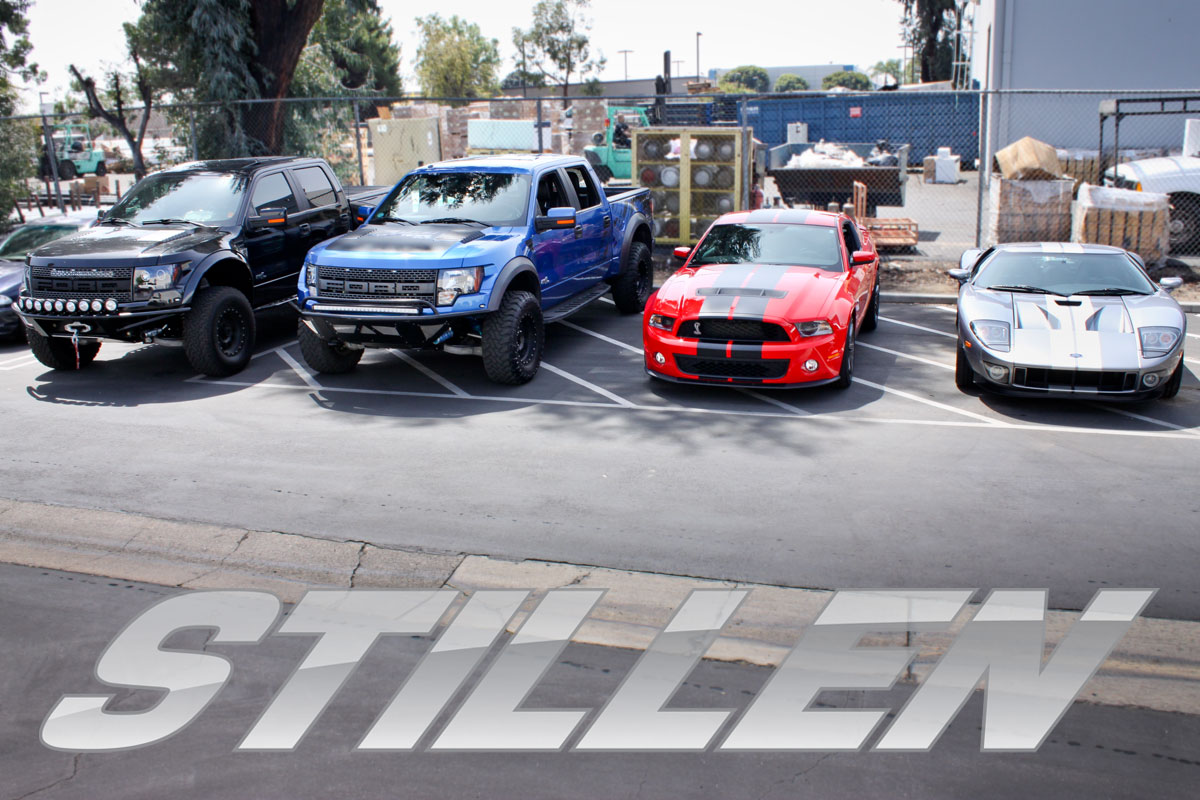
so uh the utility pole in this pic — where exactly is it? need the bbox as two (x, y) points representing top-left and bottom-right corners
(38, 91), (65, 215)
(673, 60), (684, 81)
(618, 49), (633, 81)
(696, 32), (702, 81)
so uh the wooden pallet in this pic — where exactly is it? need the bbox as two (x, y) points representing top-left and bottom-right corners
(852, 181), (918, 248)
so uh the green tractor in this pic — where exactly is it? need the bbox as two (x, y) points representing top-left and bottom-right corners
(583, 105), (652, 183)
(41, 123), (107, 180)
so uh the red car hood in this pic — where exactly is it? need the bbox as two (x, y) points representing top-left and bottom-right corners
(654, 263), (845, 322)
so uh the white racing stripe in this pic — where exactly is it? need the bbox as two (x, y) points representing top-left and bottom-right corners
(540, 360), (634, 407)
(388, 350), (469, 397)
(878, 316), (957, 339)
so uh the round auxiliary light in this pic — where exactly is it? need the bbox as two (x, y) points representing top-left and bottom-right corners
(654, 352), (666, 365)
(105, 298), (118, 312)
(54, 300), (65, 312)
(66, 300), (77, 313)
(1143, 373), (1161, 388)
(803, 359), (819, 372)
(986, 364), (1008, 381)
(33, 299), (43, 312)
(92, 299), (104, 313)
(22, 298), (32, 311)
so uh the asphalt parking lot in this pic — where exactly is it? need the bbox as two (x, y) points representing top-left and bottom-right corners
(1, 300), (1198, 619)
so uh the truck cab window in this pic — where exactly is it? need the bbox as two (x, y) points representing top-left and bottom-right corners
(252, 173), (299, 215)
(564, 166), (600, 209)
(537, 172), (569, 215)
(293, 166), (337, 207)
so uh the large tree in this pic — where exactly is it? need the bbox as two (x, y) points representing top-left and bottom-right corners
(719, 65), (769, 93)
(414, 14), (500, 101)
(898, 0), (966, 84)
(0, 1), (38, 222)
(311, 0), (402, 95)
(773, 73), (809, 93)
(514, 0), (604, 107)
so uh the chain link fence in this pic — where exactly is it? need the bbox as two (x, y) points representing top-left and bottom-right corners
(3, 90), (1198, 271)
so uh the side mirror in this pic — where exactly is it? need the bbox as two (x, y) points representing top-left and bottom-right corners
(592, 131), (605, 145)
(535, 206), (577, 233)
(96, 208), (105, 219)
(355, 205), (375, 224)
(673, 246), (691, 260)
(947, 268), (970, 282)
(959, 248), (982, 272)
(850, 250), (874, 265)
(1159, 276), (1183, 292)
(247, 208), (288, 230)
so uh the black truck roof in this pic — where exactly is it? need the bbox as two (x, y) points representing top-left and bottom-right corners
(161, 156), (327, 175)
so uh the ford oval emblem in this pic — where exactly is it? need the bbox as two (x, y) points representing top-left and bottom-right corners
(1069, 353), (1083, 358)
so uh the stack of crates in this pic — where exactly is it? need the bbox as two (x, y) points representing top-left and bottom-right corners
(632, 127), (753, 245)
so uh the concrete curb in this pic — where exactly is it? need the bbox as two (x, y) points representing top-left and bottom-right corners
(880, 292), (1200, 313)
(1, 497), (1198, 715)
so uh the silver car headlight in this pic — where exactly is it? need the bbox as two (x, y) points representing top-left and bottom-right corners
(437, 267), (483, 307)
(1139, 326), (1180, 357)
(969, 319), (1010, 352)
(795, 320), (834, 337)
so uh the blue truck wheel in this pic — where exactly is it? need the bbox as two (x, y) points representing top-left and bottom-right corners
(481, 290), (543, 385)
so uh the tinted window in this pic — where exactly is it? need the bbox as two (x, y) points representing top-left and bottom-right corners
(294, 166), (337, 207)
(107, 172), (248, 225)
(374, 172), (531, 228)
(691, 223), (842, 271)
(842, 222), (861, 254)
(0, 225), (80, 258)
(974, 251), (1155, 296)
(536, 172), (570, 215)
(563, 166), (599, 209)
(251, 173), (300, 215)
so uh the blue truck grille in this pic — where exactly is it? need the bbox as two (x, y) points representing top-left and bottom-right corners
(316, 266), (437, 301)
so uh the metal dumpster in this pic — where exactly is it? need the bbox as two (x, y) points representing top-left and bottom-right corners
(767, 142), (909, 216)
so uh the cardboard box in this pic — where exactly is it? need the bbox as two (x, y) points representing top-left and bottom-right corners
(994, 136), (1063, 180)
(923, 155), (936, 183)
(1071, 184), (1169, 264)
(987, 177), (1074, 244)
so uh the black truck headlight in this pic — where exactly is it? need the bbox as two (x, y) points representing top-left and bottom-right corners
(437, 267), (483, 306)
(134, 264), (182, 294)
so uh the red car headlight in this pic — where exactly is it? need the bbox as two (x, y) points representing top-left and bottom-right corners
(649, 314), (675, 331)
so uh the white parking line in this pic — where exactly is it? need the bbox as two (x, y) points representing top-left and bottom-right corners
(929, 305), (957, 314)
(879, 316), (957, 339)
(851, 375), (1006, 426)
(0, 352), (34, 367)
(0, 357), (36, 371)
(388, 350), (469, 397)
(557, 320), (641, 354)
(857, 341), (954, 371)
(1090, 404), (1200, 437)
(254, 340), (297, 359)
(276, 348), (323, 390)
(540, 361), (634, 407)
(599, 296), (616, 306)
(739, 389), (812, 416)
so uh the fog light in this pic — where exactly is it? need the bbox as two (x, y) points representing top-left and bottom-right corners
(653, 352), (666, 365)
(92, 300), (103, 313)
(985, 364), (1009, 382)
(1143, 372), (1162, 388)
(34, 299), (43, 312)
(54, 300), (64, 312)
(105, 298), (118, 312)
(803, 359), (819, 372)
(66, 300), (77, 313)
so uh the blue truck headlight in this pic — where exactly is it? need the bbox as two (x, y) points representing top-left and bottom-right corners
(969, 319), (1010, 352)
(134, 264), (181, 293)
(437, 267), (483, 306)
(304, 258), (318, 291)
(1139, 326), (1179, 357)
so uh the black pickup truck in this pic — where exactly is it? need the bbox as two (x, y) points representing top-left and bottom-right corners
(14, 156), (387, 375)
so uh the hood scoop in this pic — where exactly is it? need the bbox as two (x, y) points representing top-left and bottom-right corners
(1054, 299), (1081, 306)
(696, 287), (786, 299)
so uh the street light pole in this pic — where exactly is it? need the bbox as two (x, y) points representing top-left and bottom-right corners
(696, 32), (702, 81)
(618, 49), (633, 81)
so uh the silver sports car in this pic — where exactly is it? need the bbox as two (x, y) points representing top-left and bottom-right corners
(949, 243), (1186, 400)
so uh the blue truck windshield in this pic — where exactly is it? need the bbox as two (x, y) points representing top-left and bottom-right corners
(373, 172), (531, 228)
(106, 172), (248, 226)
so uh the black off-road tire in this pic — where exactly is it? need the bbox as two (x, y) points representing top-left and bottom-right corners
(955, 340), (975, 391)
(481, 290), (543, 385)
(297, 319), (362, 374)
(861, 279), (880, 332)
(1160, 360), (1184, 400)
(28, 328), (100, 370)
(610, 241), (653, 314)
(832, 322), (855, 390)
(57, 160), (76, 180)
(183, 286), (255, 377)
(95, 161), (107, 177)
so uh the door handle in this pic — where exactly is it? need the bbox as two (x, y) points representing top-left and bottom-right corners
(298, 223), (312, 236)
(574, 224), (583, 238)
(602, 216), (611, 229)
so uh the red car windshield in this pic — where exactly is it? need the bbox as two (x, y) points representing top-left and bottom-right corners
(691, 223), (842, 271)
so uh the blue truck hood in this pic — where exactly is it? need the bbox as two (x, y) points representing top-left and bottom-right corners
(311, 222), (524, 269)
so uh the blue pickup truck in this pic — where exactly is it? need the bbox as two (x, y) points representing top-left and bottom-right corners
(295, 154), (654, 383)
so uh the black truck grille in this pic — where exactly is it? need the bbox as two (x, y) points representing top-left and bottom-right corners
(30, 266), (134, 302)
(675, 355), (789, 380)
(1013, 367), (1137, 392)
(679, 318), (791, 342)
(317, 266), (437, 301)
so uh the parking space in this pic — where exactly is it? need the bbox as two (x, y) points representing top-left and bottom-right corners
(1, 301), (1198, 621)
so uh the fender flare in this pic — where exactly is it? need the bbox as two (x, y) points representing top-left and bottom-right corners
(179, 251), (254, 305)
(616, 212), (652, 276)
(485, 257), (541, 312)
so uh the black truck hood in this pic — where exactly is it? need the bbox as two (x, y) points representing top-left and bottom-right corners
(29, 225), (225, 262)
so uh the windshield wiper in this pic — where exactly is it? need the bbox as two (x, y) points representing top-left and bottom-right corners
(370, 215), (416, 225)
(97, 217), (135, 227)
(141, 218), (210, 227)
(424, 217), (488, 227)
(1072, 287), (1149, 296)
(984, 284), (1062, 296)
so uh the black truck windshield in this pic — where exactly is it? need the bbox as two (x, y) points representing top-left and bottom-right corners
(105, 172), (248, 226)
(691, 223), (843, 271)
(373, 172), (530, 228)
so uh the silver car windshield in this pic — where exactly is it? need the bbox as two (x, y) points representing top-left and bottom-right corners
(691, 223), (842, 271)
(974, 251), (1156, 296)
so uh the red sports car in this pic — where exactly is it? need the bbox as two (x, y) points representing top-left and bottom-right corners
(642, 209), (879, 388)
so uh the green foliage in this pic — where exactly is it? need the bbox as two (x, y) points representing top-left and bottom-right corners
(773, 73), (809, 93)
(514, 0), (605, 103)
(720, 65), (769, 94)
(822, 70), (873, 91)
(580, 77), (603, 96)
(311, 0), (402, 95)
(0, 2), (41, 203)
(0, 117), (37, 224)
(0, 0), (40, 112)
(897, 0), (961, 83)
(414, 14), (500, 102)
(500, 69), (546, 91)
